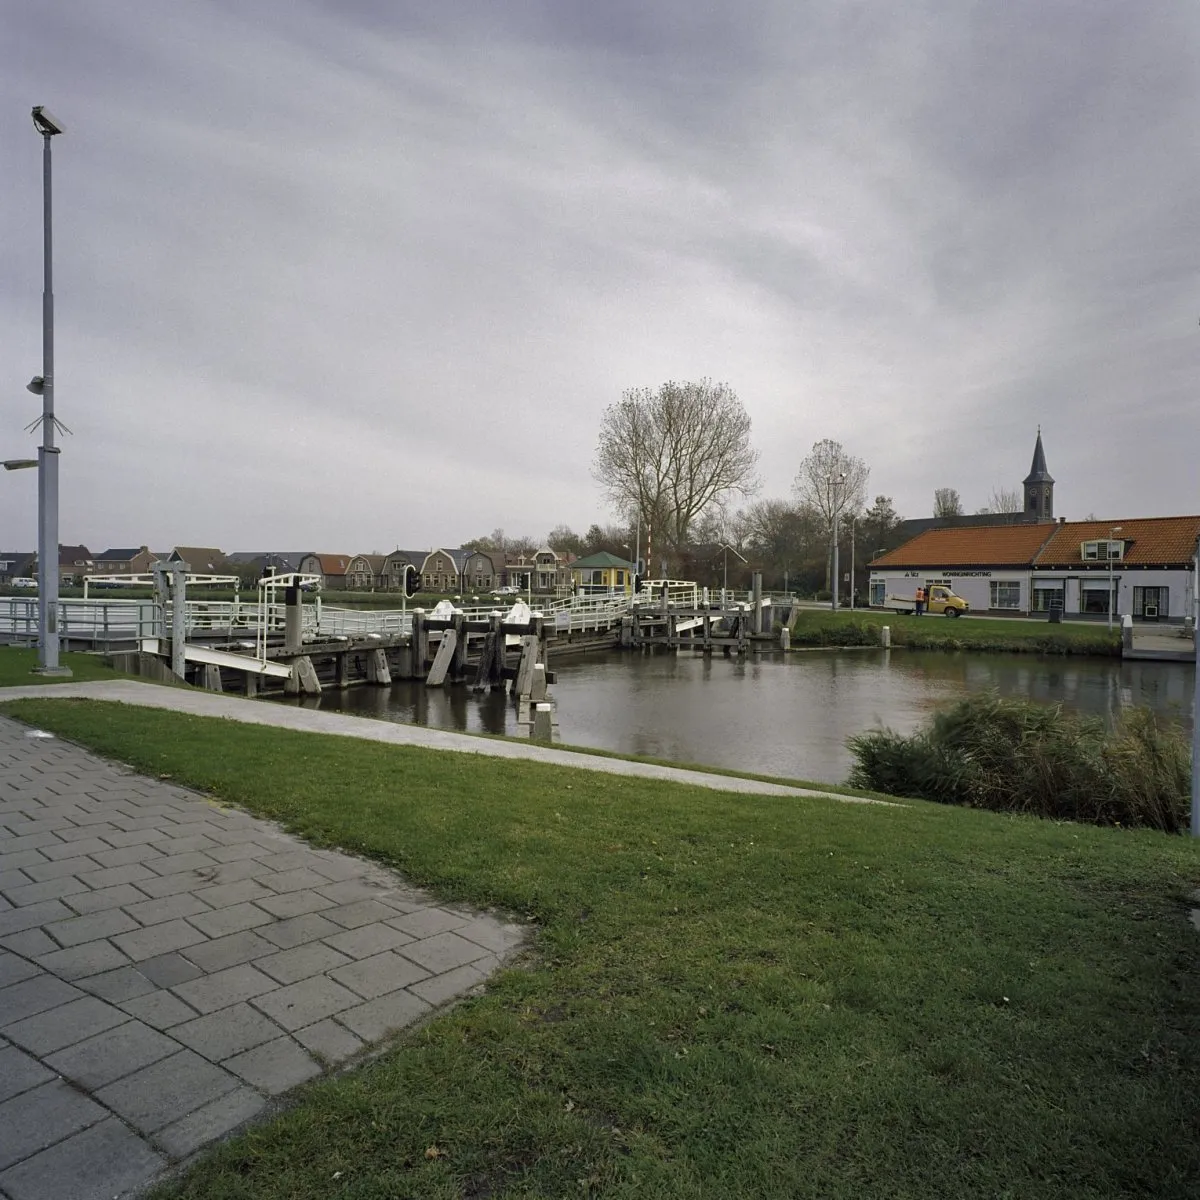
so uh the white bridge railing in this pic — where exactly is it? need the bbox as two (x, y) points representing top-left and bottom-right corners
(0, 583), (729, 650)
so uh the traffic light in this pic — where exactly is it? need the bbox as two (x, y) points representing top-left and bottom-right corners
(404, 564), (420, 597)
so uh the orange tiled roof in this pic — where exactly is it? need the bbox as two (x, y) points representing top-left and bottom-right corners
(872, 523), (1057, 568)
(310, 554), (351, 574)
(1034, 516), (1200, 566)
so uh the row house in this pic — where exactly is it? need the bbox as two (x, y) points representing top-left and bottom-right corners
(0, 552), (35, 584)
(95, 546), (157, 576)
(296, 554), (352, 589)
(869, 515), (1200, 621)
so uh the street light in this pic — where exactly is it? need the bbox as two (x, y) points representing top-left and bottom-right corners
(30, 105), (70, 674)
(830, 472), (846, 611)
(4, 460), (38, 471)
(718, 543), (747, 605)
(1107, 525), (1123, 631)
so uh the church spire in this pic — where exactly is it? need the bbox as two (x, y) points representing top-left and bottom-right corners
(1022, 428), (1054, 519)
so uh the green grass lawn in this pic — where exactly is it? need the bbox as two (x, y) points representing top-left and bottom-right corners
(3, 699), (1199, 1198)
(791, 609), (1121, 656)
(0, 645), (128, 687)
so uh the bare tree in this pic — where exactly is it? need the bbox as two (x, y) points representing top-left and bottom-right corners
(933, 488), (963, 517)
(792, 440), (869, 534)
(987, 486), (1021, 514)
(592, 380), (759, 549)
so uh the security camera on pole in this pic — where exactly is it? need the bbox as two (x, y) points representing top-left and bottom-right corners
(30, 106), (70, 675)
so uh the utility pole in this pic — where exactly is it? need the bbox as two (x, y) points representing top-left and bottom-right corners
(1192, 536), (1199, 837)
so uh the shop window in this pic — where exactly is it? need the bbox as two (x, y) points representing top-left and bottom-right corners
(989, 580), (1021, 609)
(1081, 585), (1111, 614)
(1032, 587), (1063, 612)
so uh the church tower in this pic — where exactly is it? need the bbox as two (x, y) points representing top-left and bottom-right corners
(1023, 427), (1054, 520)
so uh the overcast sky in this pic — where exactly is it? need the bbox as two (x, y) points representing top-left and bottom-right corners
(2, 1), (1197, 554)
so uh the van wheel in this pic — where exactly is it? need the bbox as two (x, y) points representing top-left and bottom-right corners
(945, 609), (959, 618)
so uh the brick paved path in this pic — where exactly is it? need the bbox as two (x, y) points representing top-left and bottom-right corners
(0, 716), (524, 1200)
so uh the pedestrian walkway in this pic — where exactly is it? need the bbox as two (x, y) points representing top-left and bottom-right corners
(0, 679), (880, 803)
(0, 715), (525, 1200)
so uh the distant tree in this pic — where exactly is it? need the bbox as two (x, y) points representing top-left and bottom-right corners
(546, 525), (584, 557)
(933, 488), (963, 517)
(582, 523), (633, 558)
(593, 379), (759, 549)
(987, 486), (1021, 514)
(792, 440), (869, 590)
(862, 495), (902, 556)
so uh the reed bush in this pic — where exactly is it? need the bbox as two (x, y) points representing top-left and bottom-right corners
(847, 694), (1191, 831)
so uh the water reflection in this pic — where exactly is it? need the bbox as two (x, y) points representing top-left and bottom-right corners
(290, 649), (1194, 785)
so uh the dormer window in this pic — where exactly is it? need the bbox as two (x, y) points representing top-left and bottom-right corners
(1082, 540), (1123, 562)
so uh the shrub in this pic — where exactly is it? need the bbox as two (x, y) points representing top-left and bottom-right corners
(847, 694), (1191, 832)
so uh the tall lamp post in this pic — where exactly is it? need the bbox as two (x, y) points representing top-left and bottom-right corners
(1107, 525), (1123, 632)
(31, 106), (70, 675)
(830, 472), (846, 611)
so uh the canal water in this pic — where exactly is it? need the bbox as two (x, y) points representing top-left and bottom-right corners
(296, 649), (1195, 785)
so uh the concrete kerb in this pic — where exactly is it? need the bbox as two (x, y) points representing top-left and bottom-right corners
(0, 679), (890, 805)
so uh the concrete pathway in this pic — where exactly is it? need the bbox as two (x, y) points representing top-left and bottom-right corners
(0, 714), (525, 1200)
(0, 679), (880, 802)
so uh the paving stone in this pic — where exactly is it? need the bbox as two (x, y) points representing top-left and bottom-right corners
(259, 867), (337, 894)
(0, 928), (59, 958)
(146, 851), (221, 877)
(119, 988), (199, 1030)
(254, 941), (351, 985)
(309, 854), (381, 882)
(152, 1086), (266, 1160)
(3, 995), (128, 1055)
(0, 868), (33, 894)
(0, 950), (40, 988)
(0, 831), (65, 855)
(172, 962), (277, 1015)
(0, 1116), (166, 1200)
(121, 891), (212, 926)
(63, 883), (148, 915)
(138, 951), (205, 988)
(0, 850), (50, 874)
(317, 879), (389, 905)
(256, 850), (329, 873)
(19, 860), (98, 887)
(324, 899), (401, 929)
(112, 917), (209, 961)
(0, 1079), (107, 1171)
(0, 898), (73, 937)
(40, 837), (110, 861)
(76, 862), (157, 890)
(336, 989), (432, 1042)
(251, 974), (361, 1030)
(154, 833), (218, 855)
(1, 875), (90, 907)
(400, 931), (496, 974)
(258, 912), (342, 950)
(409, 959), (497, 1006)
(55, 821), (120, 842)
(76, 964), (156, 1003)
(133, 869), (213, 899)
(387, 907), (473, 938)
(182, 929), (276, 972)
(188, 901), (274, 938)
(95, 1049), (239, 1133)
(45, 1019), (177, 1088)
(0, 974), (83, 1026)
(191, 877), (274, 906)
(102, 826), (171, 848)
(206, 842), (271, 864)
(223, 1035), (322, 1094)
(255, 889), (336, 919)
(330, 951), (430, 999)
(293, 1018), (365, 1066)
(36, 939), (131, 981)
(171, 1002), (284, 1062)
(0, 1045), (54, 1103)
(88, 842), (165, 869)
(45, 908), (139, 948)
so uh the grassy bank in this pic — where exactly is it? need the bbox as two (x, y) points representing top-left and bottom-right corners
(0, 646), (128, 687)
(791, 608), (1121, 656)
(3, 698), (1199, 1198)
